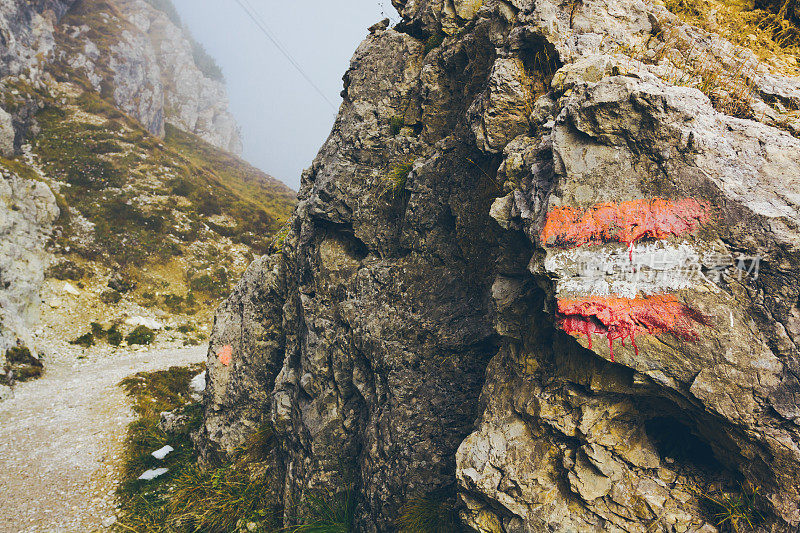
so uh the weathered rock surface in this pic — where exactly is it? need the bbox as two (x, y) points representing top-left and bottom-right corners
(116, 0), (242, 153)
(0, 0), (75, 80)
(199, 0), (800, 531)
(0, 167), (59, 376)
(0, 107), (14, 157)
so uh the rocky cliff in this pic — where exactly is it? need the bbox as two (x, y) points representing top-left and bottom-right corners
(0, 0), (241, 152)
(197, 0), (800, 531)
(0, 0), (294, 391)
(55, 0), (243, 153)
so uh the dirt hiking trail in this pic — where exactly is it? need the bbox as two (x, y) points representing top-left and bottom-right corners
(0, 345), (206, 532)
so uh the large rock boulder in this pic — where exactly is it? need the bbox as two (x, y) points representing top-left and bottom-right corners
(198, 0), (800, 530)
(459, 71), (800, 531)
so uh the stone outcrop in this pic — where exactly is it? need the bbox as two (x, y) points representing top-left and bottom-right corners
(0, 167), (59, 379)
(0, 0), (75, 81)
(197, 0), (800, 530)
(0, 107), (14, 157)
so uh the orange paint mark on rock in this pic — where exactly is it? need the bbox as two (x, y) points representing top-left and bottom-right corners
(557, 295), (711, 361)
(217, 345), (232, 366)
(542, 198), (710, 251)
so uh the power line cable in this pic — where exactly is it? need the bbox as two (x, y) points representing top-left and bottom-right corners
(233, 0), (337, 110)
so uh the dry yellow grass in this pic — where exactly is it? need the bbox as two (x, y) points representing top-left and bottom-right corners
(661, 0), (800, 75)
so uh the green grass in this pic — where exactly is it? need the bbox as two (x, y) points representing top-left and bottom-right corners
(70, 332), (95, 348)
(2, 346), (44, 383)
(0, 156), (41, 183)
(34, 89), (295, 267)
(382, 160), (415, 201)
(698, 482), (765, 533)
(107, 325), (123, 346)
(396, 489), (464, 533)
(115, 365), (283, 533)
(164, 124), (295, 252)
(126, 326), (156, 346)
(662, 0), (800, 74)
(269, 223), (291, 254)
(291, 486), (356, 533)
(389, 116), (405, 136)
(114, 366), (370, 532)
(27, 84), (295, 318)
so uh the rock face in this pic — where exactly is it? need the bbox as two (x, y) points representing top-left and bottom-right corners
(0, 168), (59, 377)
(119, 0), (242, 154)
(0, 0), (75, 80)
(199, 0), (800, 530)
(0, 0), (241, 152)
(55, 0), (242, 153)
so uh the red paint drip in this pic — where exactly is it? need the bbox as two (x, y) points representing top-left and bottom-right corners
(557, 295), (711, 361)
(542, 198), (711, 251)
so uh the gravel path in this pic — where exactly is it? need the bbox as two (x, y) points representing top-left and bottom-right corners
(0, 345), (207, 532)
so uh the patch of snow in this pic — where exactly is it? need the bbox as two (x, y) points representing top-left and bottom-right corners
(189, 371), (206, 394)
(151, 445), (174, 460)
(138, 467), (169, 480)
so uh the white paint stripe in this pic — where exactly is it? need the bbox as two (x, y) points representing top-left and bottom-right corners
(543, 241), (707, 299)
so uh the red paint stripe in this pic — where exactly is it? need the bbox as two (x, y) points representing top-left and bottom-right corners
(542, 198), (710, 250)
(557, 295), (711, 361)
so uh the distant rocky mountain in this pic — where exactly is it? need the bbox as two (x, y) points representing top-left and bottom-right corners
(1, 0), (242, 152)
(0, 0), (295, 389)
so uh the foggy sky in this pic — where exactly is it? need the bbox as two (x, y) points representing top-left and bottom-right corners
(171, 0), (400, 190)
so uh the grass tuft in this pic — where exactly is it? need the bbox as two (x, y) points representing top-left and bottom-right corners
(397, 489), (464, 533)
(390, 116), (405, 136)
(126, 325), (156, 346)
(696, 482), (765, 533)
(269, 223), (291, 254)
(619, 24), (759, 118)
(2, 346), (43, 383)
(381, 160), (415, 201)
(107, 324), (123, 346)
(292, 486), (356, 533)
(662, 0), (800, 75)
(70, 332), (95, 348)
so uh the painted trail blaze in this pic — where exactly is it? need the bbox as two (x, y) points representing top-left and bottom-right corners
(217, 345), (232, 366)
(542, 198), (710, 250)
(557, 295), (712, 362)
